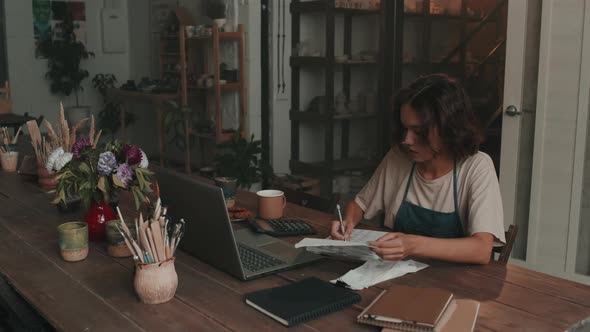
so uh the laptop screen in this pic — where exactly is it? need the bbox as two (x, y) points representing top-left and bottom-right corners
(155, 167), (245, 279)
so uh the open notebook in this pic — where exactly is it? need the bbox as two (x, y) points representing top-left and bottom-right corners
(295, 229), (388, 261)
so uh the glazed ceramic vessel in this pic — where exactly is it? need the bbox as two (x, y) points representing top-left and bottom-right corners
(134, 257), (178, 304)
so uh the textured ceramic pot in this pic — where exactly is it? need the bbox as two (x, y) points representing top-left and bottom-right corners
(0, 151), (18, 172)
(37, 161), (57, 191)
(57, 221), (89, 262)
(134, 257), (178, 304)
(214, 177), (237, 208)
(105, 219), (136, 258)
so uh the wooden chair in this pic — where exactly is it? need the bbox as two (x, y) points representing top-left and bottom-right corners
(492, 224), (519, 263)
(281, 186), (339, 214)
(0, 81), (11, 114)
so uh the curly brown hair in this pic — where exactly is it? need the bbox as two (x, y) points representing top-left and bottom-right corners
(390, 74), (481, 161)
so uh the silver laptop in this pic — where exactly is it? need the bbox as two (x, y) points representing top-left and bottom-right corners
(155, 167), (321, 280)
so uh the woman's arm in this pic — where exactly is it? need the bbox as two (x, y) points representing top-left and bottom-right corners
(368, 232), (494, 264)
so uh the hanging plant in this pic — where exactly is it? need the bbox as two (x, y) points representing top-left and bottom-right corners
(37, 10), (94, 107)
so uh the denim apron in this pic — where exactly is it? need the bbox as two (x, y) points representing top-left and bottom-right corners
(393, 162), (465, 238)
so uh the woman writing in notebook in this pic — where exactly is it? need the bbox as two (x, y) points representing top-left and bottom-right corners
(331, 74), (505, 264)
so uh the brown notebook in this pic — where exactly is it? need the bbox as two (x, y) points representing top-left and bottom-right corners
(357, 285), (454, 331)
(381, 299), (480, 332)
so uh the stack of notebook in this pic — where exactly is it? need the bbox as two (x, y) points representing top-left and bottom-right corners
(357, 285), (480, 332)
(245, 277), (361, 327)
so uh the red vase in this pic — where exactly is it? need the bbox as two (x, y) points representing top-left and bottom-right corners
(85, 200), (116, 242)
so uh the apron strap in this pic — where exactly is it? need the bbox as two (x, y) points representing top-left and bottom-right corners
(453, 159), (459, 213)
(403, 163), (416, 201)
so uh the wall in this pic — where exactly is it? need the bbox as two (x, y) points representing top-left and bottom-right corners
(5, 0), (131, 127)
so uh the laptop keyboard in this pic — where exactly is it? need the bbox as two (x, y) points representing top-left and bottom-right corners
(238, 245), (285, 272)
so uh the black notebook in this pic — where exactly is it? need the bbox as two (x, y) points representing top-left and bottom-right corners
(244, 277), (361, 326)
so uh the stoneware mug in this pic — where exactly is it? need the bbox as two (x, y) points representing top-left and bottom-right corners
(257, 190), (287, 219)
(57, 221), (89, 262)
(215, 177), (237, 208)
(105, 219), (136, 258)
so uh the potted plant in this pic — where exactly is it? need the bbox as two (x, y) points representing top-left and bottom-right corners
(37, 10), (94, 124)
(205, 0), (227, 30)
(92, 74), (136, 139)
(215, 132), (272, 190)
(163, 101), (213, 151)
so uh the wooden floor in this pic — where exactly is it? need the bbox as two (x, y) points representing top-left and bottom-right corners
(0, 170), (589, 331)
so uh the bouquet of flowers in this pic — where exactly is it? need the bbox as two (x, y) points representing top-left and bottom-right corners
(51, 136), (153, 210)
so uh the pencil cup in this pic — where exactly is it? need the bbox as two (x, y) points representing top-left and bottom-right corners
(0, 151), (18, 172)
(215, 177), (237, 208)
(106, 219), (136, 258)
(57, 222), (89, 262)
(134, 257), (178, 304)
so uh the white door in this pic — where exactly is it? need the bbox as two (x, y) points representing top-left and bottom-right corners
(498, 0), (542, 262)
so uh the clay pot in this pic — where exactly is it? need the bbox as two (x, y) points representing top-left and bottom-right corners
(0, 151), (18, 172)
(134, 257), (178, 304)
(37, 161), (57, 191)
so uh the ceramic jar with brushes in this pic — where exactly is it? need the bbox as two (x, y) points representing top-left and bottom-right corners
(0, 126), (20, 172)
(115, 199), (184, 304)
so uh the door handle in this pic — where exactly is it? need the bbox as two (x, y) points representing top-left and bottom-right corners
(505, 105), (522, 117)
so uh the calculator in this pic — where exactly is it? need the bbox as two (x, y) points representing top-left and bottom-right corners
(247, 218), (317, 237)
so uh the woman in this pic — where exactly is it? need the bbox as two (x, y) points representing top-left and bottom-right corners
(331, 74), (505, 264)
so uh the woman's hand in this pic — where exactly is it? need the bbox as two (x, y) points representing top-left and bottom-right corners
(368, 232), (416, 261)
(330, 220), (355, 240)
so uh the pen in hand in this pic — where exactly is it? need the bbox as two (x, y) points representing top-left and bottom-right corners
(336, 204), (347, 241)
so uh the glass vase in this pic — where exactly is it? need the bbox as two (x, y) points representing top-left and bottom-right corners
(85, 200), (116, 242)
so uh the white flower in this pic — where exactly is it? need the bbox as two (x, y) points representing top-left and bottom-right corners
(45, 148), (73, 173)
(54, 152), (73, 172)
(139, 149), (149, 169)
(46, 147), (64, 173)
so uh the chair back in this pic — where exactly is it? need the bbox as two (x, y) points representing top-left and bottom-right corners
(0, 81), (12, 114)
(492, 224), (518, 263)
(282, 187), (339, 214)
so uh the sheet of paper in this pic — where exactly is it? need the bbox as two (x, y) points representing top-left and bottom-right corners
(333, 259), (429, 290)
(294, 229), (388, 261)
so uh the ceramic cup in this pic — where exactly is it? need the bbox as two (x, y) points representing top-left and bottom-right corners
(57, 221), (89, 262)
(105, 219), (136, 258)
(0, 151), (18, 172)
(215, 177), (237, 208)
(257, 190), (287, 219)
(134, 257), (178, 304)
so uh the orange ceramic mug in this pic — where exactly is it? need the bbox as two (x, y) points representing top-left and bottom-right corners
(257, 190), (287, 219)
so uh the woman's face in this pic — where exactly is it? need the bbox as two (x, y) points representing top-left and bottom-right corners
(400, 103), (444, 162)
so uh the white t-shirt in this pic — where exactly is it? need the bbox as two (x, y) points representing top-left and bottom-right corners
(354, 147), (506, 243)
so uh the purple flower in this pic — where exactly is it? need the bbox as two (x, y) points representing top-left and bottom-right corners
(114, 163), (133, 187)
(122, 144), (142, 165)
(97, 151), (117, 176)
(72, 138), (91, 159)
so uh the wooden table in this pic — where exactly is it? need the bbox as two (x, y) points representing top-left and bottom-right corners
(0, 172), (589, 331)
(108, 89), (177, 167)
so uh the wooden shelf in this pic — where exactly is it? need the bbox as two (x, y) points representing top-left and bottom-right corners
(290, 110), (377, 122)
(290, 158), (378, 175)
(291, 56), (377, 67)
(219, 32), (242, 40)
(290, 1), (381, 15)
(404, 12), (490, 22)
(187, 83), (241, 92)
